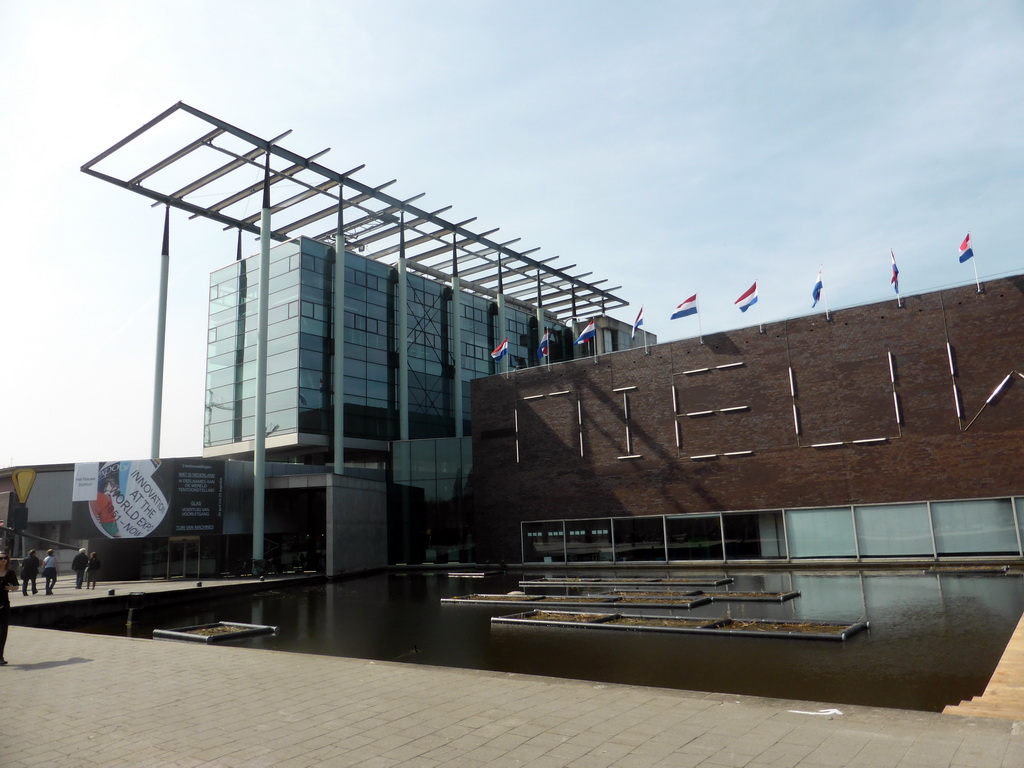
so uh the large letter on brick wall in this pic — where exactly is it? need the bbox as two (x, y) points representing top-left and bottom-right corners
(672, 362), (758, 459)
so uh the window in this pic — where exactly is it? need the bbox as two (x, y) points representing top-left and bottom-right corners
(666, 515), (723, 560)
(932, 499), (1018, 556)
(723, 512), (786, 559)
(785, 507), (856, 558)
(523, 521), (565, 563)
(855, 503), (932, 557)
(566, 519), (613, 562)
(613, 517), (666, 561)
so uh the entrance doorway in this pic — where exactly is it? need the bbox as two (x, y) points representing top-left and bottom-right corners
(167, 537), (200, 579)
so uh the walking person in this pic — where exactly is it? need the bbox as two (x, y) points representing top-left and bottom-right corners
(85, 552), (101, 590)
(20, 549), (39, 596)
(42, 549), (58, 595)
(0, 551), (19, 664)
(71, 548), (89, 589)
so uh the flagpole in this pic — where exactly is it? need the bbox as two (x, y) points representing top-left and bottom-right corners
(972, 251), (981, 294)
(892, 250), (902, 309)
(697, 294), (703, 344)
(632, 306), (648, 354)
(821, 265), (831, 321)
(756, 278), (764, 333)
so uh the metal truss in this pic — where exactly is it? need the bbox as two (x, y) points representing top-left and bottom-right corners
(82, 102), (626, 321)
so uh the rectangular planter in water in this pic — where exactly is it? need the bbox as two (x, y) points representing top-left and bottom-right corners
(492, 611), (868, 641)
(153, 621), (279, 644)
(520, 577), (734, 588)
(442, 594), (711, 610)
(705, 591), (801, 602)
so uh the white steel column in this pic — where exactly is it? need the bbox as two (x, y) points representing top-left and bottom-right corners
(451, 234), (464, 437)
(333, 200), (346, 473)
(252, 160), (272, 563)
(452, 275), (464, 437)
(535, 270), (544, 363)
(398, 210), (410, 439)
(151, 206), (170, 459)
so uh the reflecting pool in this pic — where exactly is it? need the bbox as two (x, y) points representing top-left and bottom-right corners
(72, 569), (1024, 712)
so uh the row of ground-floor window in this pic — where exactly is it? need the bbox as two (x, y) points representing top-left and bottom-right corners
(4, 530), (325, 582)
(522, 497), (1024, 563)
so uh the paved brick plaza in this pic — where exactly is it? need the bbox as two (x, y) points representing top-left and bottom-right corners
(2, 613), (1022, 767)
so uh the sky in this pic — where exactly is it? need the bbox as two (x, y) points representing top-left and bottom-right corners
(1, 0), (1022, 467)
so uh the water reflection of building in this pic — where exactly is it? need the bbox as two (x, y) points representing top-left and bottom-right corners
(471, 274), (1024, 566)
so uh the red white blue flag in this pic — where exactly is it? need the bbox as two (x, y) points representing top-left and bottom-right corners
(890, 250), (900, 293)
(537, 330), (550, 359)
(671, 294), (698, 319)
(735, 282), (758, 312)
(490, 337), (509, 361)
(574, 319), (596, 345)
(958, 233), (974, 263)
(631, 307), (644, 339)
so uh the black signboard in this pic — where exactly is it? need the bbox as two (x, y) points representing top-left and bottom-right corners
(71, 459), (224, 539)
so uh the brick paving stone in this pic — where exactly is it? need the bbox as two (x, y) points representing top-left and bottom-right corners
(564, 744), (631, 768)
(2, 598), (1023, 768)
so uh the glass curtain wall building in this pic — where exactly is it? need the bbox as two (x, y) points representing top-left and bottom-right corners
(205, 236), (569, 563)
(82, 103), (637, 572)
(206, 238), (569, 451)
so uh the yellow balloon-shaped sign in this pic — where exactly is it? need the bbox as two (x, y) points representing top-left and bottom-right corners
(12, 468), (36, 504)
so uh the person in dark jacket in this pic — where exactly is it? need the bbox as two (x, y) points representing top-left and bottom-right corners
(85, 552), (101, 590)
(71, 548), (89, 589)
(20, 549), (39, 596)
(0, 551), (19, 664)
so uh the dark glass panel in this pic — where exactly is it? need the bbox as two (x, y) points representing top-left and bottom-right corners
(665, 515), (724, 561)
(613, 517), (666, 562)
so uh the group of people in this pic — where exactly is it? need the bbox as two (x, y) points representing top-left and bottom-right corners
(70, 548), (101, 590)
(0, 547), (103, 666)
(12, 548), (101, 596)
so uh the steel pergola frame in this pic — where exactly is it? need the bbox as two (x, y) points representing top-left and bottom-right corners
(81, 101), (626, 321)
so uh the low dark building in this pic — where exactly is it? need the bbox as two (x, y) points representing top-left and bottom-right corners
(471, 276), (1024, 564)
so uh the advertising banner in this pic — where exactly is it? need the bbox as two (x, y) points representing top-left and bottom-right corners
(71, 459), (223, 539)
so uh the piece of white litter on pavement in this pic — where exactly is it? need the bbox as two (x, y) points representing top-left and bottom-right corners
(787, 708), (844, 716)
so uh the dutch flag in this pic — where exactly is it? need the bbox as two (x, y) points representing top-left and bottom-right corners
(490, 337), (509, 361)
(958, 233), (974, 263)
(631, 307), (644, 340)
(537, 330), (550, 359)
(574, 319), (596, 345)
(671, 294), (698, 320)
(890, 250), (900, 294)
(735, 282), (758, 313)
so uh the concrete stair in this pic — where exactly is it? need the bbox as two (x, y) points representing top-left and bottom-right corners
(944, 610), (1024, 720)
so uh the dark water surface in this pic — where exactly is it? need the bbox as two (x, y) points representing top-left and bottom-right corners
(73, 570), (1024, 712)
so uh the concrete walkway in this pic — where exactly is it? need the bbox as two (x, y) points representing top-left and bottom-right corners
(1, 582), (1022, 767)
(9, 573), (290, 604)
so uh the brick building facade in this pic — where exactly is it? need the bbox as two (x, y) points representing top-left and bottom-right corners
(471, 276), (1024, 563)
